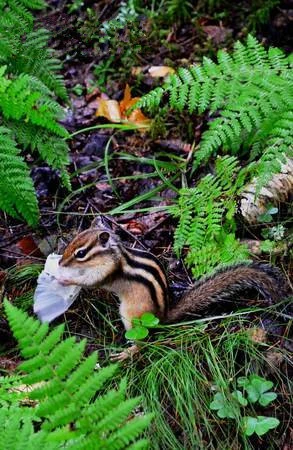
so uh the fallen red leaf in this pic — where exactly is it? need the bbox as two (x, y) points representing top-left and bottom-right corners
(16, 236), (43, 257)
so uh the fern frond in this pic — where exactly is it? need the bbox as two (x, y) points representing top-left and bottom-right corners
(171, 156), (249, 276)
(4, 300), (151, 448)
(17, 28), (67, 99)
(0, 405), (59, 450)
(0, 67), (70, 211)
(105, 414), (153, 449)
(0, 2), (67, 100)
(0, 127), (38, 225)
(137, 35), (292, 178)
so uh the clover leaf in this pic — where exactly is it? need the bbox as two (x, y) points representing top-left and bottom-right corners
(258, 205), (278, 223)
(243, 416), (258, 436)
(125, 326), (149, 340)
(125, 313), (160, 341)
(232, 390), (248, 406)
(140, 312), (160, 328)
(242, 375), (276, 405)
(237, 377), (250, 388)
(243, 416), (280, 436)
(258, 392), (277, 406)
(210, 392), (239, 419)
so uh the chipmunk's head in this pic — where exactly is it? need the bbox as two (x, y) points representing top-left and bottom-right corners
(59, 228), (122, 287)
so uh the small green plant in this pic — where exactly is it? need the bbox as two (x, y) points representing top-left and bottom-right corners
(209, 391), (247, 418)
(119, 316), (290, 449)
(0, 0), (70, 225)
(68, 0), (84, 14)
(169, 155), (250, 277)
(210, 374), (280, 437)
(80, 1), (145, 82)
(257, 205), (279, 223)
(2, 300), (152, 448)
(237, 374), (278, 406)
(125, 313), (160, 340)
(262, 224), (286, 242)
(248, 0), (280, 31)
(242, 415), (280, 437)
(164, 0), (194, 24)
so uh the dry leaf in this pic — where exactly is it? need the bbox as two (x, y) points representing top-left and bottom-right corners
(119, 84), (140, 114)
(148, 66), (175, 78)
(124, 220), (146, 235)
(131, 66), (144, 76)
(128, 108), (151, 126)
(120, 85), (151, 127)
(16, 236), (43, 257)
(96, 99), (122, 122)
(248, 327), (267, 344)
(96, 84), (151, 128)
(265, 350), (284, 367)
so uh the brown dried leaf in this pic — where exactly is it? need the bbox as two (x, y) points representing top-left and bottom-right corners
(96, 84), (151, 128)
(96, 99), (122, 122)
(248, 327), (267, 344)
(148, 66), (175, 78)
(265, 350), (284, 367)
(16, 236), (43, 257)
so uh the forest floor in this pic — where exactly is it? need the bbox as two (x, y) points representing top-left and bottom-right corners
(0, 1), (292, 449)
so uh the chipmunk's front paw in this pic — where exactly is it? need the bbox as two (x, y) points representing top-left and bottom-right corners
(110, 344), (139, 362)
(56, 277), (76, 286)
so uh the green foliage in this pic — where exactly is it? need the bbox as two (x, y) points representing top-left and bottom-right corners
(0, 1), (70, 225)
(243, 416), (280, 437)
(0, 1), (66, 98)
(169, 155), (249, 277)
(137, 35), (293, 184)
(210, 391), (244, 418)
(0, 125), (38, 225)
(248, 0), (280, 31)
(137, 36), (292, 275)
(210, 374), (279, 437)
(80, 1), (144, 84)
(125, 313), (160, 340)
(257, 205), (279, 223)
(164, 0), (194, 23)
(123, 317), (289, 449)
(237, 374), (277, 406)
(2, 300), (152, 449)
(0, 375), (25, 406)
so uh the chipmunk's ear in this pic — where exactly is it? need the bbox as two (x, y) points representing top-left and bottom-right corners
(90, 215), (112, 231)
(98, 231), (111, 247)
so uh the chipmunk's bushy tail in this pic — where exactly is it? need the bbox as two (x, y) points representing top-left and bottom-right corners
(166, 263), (290, 323)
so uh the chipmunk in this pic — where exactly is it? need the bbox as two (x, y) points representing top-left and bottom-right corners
(58, 227), (290, 360)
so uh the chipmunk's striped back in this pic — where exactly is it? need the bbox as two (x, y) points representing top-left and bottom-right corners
(118, 245), (168, 316)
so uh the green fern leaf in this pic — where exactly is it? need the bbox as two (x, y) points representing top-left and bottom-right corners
(4, 300), (152, 448)
(0, 127), (38, 225)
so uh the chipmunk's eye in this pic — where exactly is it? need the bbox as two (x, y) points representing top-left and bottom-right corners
(75, 249), (88, 259)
